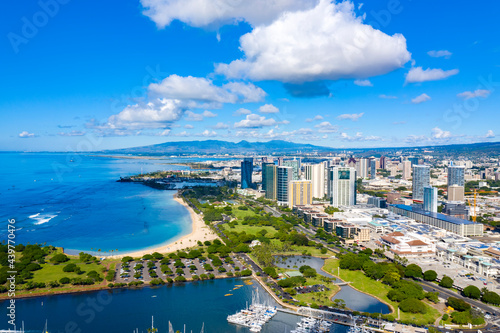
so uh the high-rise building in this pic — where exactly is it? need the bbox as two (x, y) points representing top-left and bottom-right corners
(367, 196), (387, 208)
(288, 180), (312, 207)
(423, 186), (438, 213)
(262, 162), (275, 198)
(370, 159), (377, 179)
(241, 158), (253, 189)
(448, 185), (465, 202)
(402, 160), (412, 180)
(277, 157), (284, 166)
(277, 166), (293, 206)
(412, 165), (430, 201)
(409, 157), (419, 166)
(448, 165), (465, 187)
(283, 160), (300, 180)
(380, 156), (386, 170)
(304, 163), (326, 199)
(356, 158), (368, 179)
(329, 167), (357, 207)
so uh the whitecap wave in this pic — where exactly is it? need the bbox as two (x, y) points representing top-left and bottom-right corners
(29, 212), (58, 225)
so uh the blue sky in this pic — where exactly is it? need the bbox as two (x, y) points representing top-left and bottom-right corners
(1, 0), (499, 151)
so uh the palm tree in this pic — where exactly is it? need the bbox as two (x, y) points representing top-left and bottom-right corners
(481, 287), (489, 294)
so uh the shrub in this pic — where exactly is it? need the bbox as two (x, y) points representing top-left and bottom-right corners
(423, 270), (437, 281)
(481, 291), (500, 305)
(447, 297), (471, 311)
(439, 276), (454, 288)
(398, 298), (427, 314)
(59, 277), (70, 284)
(240, 269), (252, 277)
(463, 285), (481, 299)
(50, 253), (69, 264)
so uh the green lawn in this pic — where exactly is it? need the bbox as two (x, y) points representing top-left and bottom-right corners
(324, 259), (440, 326)
(233, 206), (258, 220)
(222, 222), (278, 238)
(32, 258), (106, 283)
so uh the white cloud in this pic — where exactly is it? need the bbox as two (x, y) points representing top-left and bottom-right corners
(234, 114), (278, 128)
(354, 79), (373, 87)
(107, 99), (185, 130)
(157, 129), (171, 136)
(259, 104), (279, 114)
(431, 127), (451, 139)
(457, 89), (491, 100)
(337, 113), (364, 121)
(306, 115), (324, 122)
(233, 108), (252, 116)
(233, 127), (319, 141)
(340, 132), (380, 142)
(213, 122), (229, 129)
(148, 75), (266, 105)
(184, 111), (204, 121)
(198, 130), (217, 137)
(405, 67), (459, 84)
(140, 0), (317, 28)
(184, 124), (194, 129)
(486, 130), (495, 138)
(215, 0), (411, 83)
(411, 93), (431, 104)
(314, 121), (338, 133)
(379, 94), (397, 99)
(58, 131), (86, 137)
(202, 110), (217, 118)
(18, 131), (35, 138)
(427, 50), (452, 58)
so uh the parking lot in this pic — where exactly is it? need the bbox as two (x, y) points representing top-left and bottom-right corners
(114, 254), (245, 284)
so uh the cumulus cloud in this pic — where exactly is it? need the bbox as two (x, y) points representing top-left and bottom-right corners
(259, 104), (279, 114)
(215, 0), (411, 83)
(314, 121), (338, 133)
(140, 0), (317, 28)
(18, 131), (36, 138)
(340, 132), (380, 142)
(233, 108), (251, 116)
(354, 79), (373, 87)
(184, 124), (194, 129)
(457, 89), (491, 100)
(149, 75), (266, 105)
(405, 67), (459, 84)
(213, 122), (229, 129)
(337, 113), (364, 121)
(234, 114), (279, 128)
(411, 93), (431, 104)
(107, 99), (185, 130)
(486, 130), (495, 138)
(431, 127), (451, 139)
(198, 130), (217, 137)
(427, 50), (452, 58)
(202, 110), (217, 118)
(306, 115), (324, 122)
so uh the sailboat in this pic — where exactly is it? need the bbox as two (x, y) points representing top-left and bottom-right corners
(147, 317), (158, 333)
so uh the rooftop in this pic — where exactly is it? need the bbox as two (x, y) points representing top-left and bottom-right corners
(391, 204), (475, 225)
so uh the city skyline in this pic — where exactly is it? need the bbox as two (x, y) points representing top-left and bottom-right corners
(2, 0), (499, 151)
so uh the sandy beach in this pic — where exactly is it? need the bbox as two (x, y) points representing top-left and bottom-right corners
(108, 194), (219, 258)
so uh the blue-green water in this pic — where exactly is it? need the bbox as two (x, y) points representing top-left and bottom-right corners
(0, 152), (194, 255)
(0, 278), (350, 333)
(275, 256), (391, 314)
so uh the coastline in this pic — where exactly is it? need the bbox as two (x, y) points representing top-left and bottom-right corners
(106, 193), (218, 259)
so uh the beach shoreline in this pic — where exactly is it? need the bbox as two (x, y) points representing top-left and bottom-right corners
(104, 193), (219, 259)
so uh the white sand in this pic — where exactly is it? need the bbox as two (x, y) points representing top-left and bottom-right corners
(108, 194), (219, 258)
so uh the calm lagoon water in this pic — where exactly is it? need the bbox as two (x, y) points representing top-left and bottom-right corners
(275, 256), (391, 314)
(0, 278), (351, 333)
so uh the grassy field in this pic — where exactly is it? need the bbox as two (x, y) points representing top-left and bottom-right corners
(32, 258), (106, 283)
(232, 206), (259, 220)
(324, 259), (440, 325)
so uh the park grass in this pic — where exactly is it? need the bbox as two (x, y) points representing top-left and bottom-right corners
(233, 206), (259, 220)
(324, 259), (440, 326)
(222, 221), (278, 238)
(32, 258), (106, 283)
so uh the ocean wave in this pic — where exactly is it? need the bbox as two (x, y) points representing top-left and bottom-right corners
(29, 212), (58, 225)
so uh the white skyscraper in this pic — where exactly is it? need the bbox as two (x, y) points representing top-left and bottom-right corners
(423, 186), (438, 212)
(329, 167), (357, 207)
(304, 163), (326, 199)
(356, 158), (368, 179)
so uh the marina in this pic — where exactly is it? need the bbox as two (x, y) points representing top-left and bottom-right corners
(227, 291), (278, 332)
